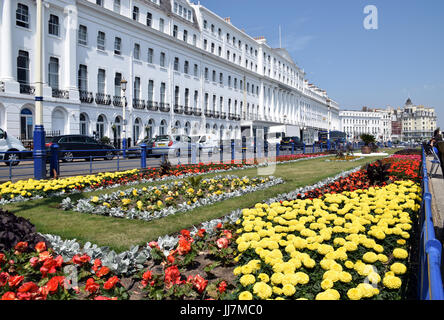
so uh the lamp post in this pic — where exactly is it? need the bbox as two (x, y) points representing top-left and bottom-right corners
(120, 79), (127, 157)
(33, 0), (46, 179)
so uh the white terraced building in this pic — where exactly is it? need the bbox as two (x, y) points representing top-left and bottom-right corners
(0, 0), (340, 147)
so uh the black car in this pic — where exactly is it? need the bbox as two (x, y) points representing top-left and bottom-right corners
(45, 135), (116, 162)
(134, 137), (156, 157)
(279, 136), (304, 151)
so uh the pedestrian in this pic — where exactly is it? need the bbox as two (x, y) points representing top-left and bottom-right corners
(430, 128), (444, 175)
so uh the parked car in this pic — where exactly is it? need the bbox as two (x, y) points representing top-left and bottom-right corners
(134, 137), (156, 157)
(197, 134), (220, 156)
(151, 135), (197, 158)
(279, 136), (304, 151)
(0, 128), (27, 166)
(45, 135), (116, 162)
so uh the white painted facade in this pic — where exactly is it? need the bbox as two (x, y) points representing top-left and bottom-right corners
(340, 109), (391, 142)
(0, 0), (339, 146)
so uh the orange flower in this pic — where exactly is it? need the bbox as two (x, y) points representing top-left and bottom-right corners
(34, 241), (47, 253)
(85, 278), (100, 294)
(103, 276), (119, 290)
(96, 266), (110, 278)
(8, 275), (24, 287)
(45, 276), (65, 294)
(14, 241), (28, 253)
(1, 292), (16, 300)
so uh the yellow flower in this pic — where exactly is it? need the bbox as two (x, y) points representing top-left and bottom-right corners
(393, 248), (408, 259)
(347, 288), (362, 300)
(91, 196), (99, 203)
(253, 282), (273, 300)
(321, 278), (334, 290)
(282, 284), (296, 297)
(390, 262), (407, 275)
(238, 291), (253, 300)
(122, 198), (131, 206)
(383, 274), (402, 289)
(240, 274), (256, 287)
(258, 273), (270, 283)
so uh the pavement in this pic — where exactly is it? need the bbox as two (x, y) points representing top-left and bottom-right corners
(426, 156), (444, 242)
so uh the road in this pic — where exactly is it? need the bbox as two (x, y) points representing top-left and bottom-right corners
(0, 147), (311, 182)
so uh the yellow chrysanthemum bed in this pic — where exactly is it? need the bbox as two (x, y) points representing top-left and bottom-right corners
(233, 180), (421, 300)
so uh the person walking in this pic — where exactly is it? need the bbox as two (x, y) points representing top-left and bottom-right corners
(430, 128), (444, 175)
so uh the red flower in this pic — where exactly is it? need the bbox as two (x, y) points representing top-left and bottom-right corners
(45, 276), (65, 294)
(103, 276), (119, 290)
(216, 238), (229, 249)
(216, 222), (223, 229)
(177, 236), (192, 256)
(14, 241), (28, 253)
(92, 259), (102, 273)
(0, 253), (5, 265)
(72, 253), (91, 266)
(1, 292), (16, 300)
(218, 281), (227, 294)
(85, 278), (100, 294)
(40, 257), (59, 277)
(0, 272), (9, 287)
(191, 274), (208, 294)
(38, 250), (52, 262)
(164, 265), (183, 289)
(223, 230), (233, 240)
(180, 229), (191, 239)
(96, 266), (110, 278)
(17, 282), (40, 300)
(34, 241), (47, 253)
(141, 270), (153, 288)
(148, 241), (159, 249)
(8, 275), (24, 287)
(29, 257), (39, 268)
(167, 253), (176, 264)
(94, 296), (118, 300)
(197, 229), (206, 238)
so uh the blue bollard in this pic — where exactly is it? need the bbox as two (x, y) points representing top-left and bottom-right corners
(291, 142), (295, 155)
(303, 143), (306, 154)
(312, 144), (315, 154)
(33, 125), (46, 180)
(50, 143), (59, 178)
(276, 143), (280, 158)
(140, 143), (147, 169)
(220, 143), (223, 164)
(231, 141), (235, 163)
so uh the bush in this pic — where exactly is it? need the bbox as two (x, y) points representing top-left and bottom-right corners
(0, 210), (48, 252)
(394, 149), (421, 156)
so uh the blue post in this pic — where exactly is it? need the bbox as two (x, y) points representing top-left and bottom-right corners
(291, 142), (295, 155)
(231, 140), (235, 163)
(327, 139), (331, 150)
(320, 143), (323, 153)
(312, 144), (315, 154)
(220, 142), (223, 164)
(33, 125), (46, 180)
(50, 143), (59, 178)
(303, 143), (306, 154)
(122, 138), (127, 158)
(276, 143), (280, 158)
(140, 143), (147, 169)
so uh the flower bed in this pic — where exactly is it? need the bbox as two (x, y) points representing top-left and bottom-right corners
(232, 180), (421, 300)
(61, 176), (284, 222)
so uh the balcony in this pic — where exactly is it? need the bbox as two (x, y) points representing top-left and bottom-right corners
(204, 109), (214, 118)
(95, 92), (112, 105)
(184, 106), (193, 115)
(213, 111), (220, 119)
(112, 95), (127, 107)
(133, 98), (146, 110)
(173, 104), (184, 114)
(220, 112), (227, 120)
(228, 113), (236, 120)
(147, 101), (159, 111)
(19, 84), (35, 95)
(80, 90), (94, 104)
(193, 108), (202, 117)
(52, 89), (69, 99)
(159, 102), (170, 113)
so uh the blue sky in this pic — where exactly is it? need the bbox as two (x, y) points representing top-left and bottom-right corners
(197, 0), (444, 128)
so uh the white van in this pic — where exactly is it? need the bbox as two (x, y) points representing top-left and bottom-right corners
(0, 128), (26, 166)
(198, 134), (220, 156)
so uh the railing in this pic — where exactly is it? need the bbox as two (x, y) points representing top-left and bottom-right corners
(213, 111), (220, 119)
(159, 102), (170, 112)
(184, 106), (193, 115)
(133, 98), (146, 110)
(193, 108), (202, 116)
(95, 93), (112, 105)
(418, 146), (444, 300)
(19, 84), (35, 95)
(204, 109), (214, 118)
(173, 105), (184, 114)
(52, 89), (69, 99)
(147, 101), (159, 111)
(220, 112), (227, 119)
(79, 90), (94, 104)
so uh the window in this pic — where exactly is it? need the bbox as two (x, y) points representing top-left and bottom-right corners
(184, 88), (189, 108)
(219, 73), (223, 85)
(16, 3), (29, 28)
(97, 69), (106, 94)
(159, 18), (164, 32)
(113, 0), (121, 13)
(204, 68), (209, 80)
(203, 39), (208, 50)
(174, 86), (179, 106)
(146, 12), (152, 27)
(134, 77), (141, 99)
(114, 72), (122, 96)
(160, 82), (166, 103)
(203, 20), (208, 29)
(211, 43), (215, 54)
(17, 50), (30, 85)
(48, 14), (59, 36)
(160, 52), (166, 67)
(212, 70), (216, 82)
(78, 25), (88, 45)
(148, 80), (154, 102)
(78, 65), (88, 91)
(173, 25), (178, 38)
(134, 43), (140, 60)
(133, 6), (139, 21)
(114, 37), (122, 55)
(48, 57), (59, 90)
(184, 61), (189, 74)
(174, 57), (179, 71)
(228, 76), (231, 88)
(97, 31), (106, 51)
(218, 28), (222, 38)
(193, 34), (197, 46)
(80, 113), (88, 136)
(211, 24), (215, 33)
(194, 64), (198, 77)
(147, 48), (154, 63)
(194, 91), (199, 108)
(183, 30), (188, 42)
(96, 0), (103, 6)
(204, 93), (209, 111)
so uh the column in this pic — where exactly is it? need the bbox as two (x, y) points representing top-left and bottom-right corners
(1, 0), (19, 93)
(64, 5), (79, 100)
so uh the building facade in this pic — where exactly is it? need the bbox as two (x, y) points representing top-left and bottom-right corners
(399, 99), (437, 142)
(0, 0), (339, 147)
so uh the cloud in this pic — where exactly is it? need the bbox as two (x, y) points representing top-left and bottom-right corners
(284, 34), (316, 52)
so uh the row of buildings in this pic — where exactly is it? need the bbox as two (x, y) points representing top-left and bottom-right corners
(0, 0), (341, 147)
(339, 99), (437, 143)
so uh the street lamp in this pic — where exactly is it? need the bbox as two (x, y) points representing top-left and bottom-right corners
(120, 79), (127, 157)
(33, 0), (46, 179)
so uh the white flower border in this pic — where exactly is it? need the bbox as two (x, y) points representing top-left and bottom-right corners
(61, 175), (284, 223)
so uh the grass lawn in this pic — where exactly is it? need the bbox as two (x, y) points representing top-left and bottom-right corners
(4, 150), (398, 252)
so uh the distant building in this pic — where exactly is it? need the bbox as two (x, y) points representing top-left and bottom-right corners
(399, 99), (437, 142)
(339, 107), (390, 142)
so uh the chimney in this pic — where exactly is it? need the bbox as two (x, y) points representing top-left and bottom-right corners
(224, 17), (231, 24)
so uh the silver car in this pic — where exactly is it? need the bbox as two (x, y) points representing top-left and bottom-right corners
(152, 135), (196, 157)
